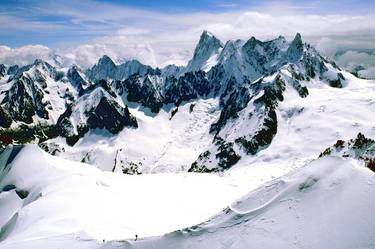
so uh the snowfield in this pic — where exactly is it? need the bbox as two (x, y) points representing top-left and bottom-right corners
(123, 156), (375, 249)
(0, 145), (250, 247)
(1, 145), (375, 249)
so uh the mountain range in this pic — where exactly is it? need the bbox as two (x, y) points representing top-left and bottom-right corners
(0, 31), (356, 173)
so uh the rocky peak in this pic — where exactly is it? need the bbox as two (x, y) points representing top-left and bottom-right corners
(243, 36), (262, 49)
(287, 33), (304, 63)
(32, 59), (55, 73)
(57, 87), (138, 145)
(7, 65), (19, 75)
(98, 55), (115, 67)
(0, 64), (6, 78)
(116, 59), (154, 80)
(186, 30), (224, 72)
(86, 55), (117, 81)
(2, 74), (49, 124)
(67, 65), (90, 92)
(33, 59), (45, 66)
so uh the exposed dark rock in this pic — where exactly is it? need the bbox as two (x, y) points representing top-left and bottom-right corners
(170, 107), (178, 120)
(189, 151), (217, 173)
(0, 106), (12, 128)
(124, 75), (164, 113)
(16, 189), (29, 199)
(189, 103), (196, 113)
(1, 76), (48, 123)
(319, 133), (375, 173)
(189, 137), (241, 172)
(39, 142), (65, 156)
(7, 65), (19, 75)
(57, 88), (137, 145)
(0, 124), (58, 148)
(215, 138), (241, 169)
(287, 33), (304, 63)
(86, 98), (137, 133)
(67, 65), (90, 93)
(0, 64), (6, 79)
(2, 184), (16, 192)
(235, 108), (277, 155)
(81, 79), (116, 97)
(122, 162), (142, 175)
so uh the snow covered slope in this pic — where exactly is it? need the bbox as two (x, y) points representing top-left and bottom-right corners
(106, 156), (375, 249)
(185, 30), (223, 72)
(1, 144), (374, 249)
(0, 145), (250, 248)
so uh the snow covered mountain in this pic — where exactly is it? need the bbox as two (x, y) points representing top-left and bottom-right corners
(185, 30), (223, 72)
(1, 30), (375, 249)
(0, 31), (372, 174)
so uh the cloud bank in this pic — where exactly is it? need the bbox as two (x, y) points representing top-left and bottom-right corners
(0, 1), (375, 73)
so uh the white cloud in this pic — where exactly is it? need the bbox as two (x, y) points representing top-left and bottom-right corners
(1, 5), (375, 70)
(359, 67), (375, 79)
(61, 43), (157, 68)
(335, 51), (375, 68)
(315, 38), (338, 59)
(0, 45), (53, 66)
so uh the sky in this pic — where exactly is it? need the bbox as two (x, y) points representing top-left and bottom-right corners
(1, 0), (375, 76)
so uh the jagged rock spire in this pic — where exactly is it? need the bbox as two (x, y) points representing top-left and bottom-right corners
(287, 33), (304, 63)
(186, 30), (224, 72)
(97, 55), (116, 68)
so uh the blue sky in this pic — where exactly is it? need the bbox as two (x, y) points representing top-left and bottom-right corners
(0, 0), (375, 69)
(1, 0), (375, 47)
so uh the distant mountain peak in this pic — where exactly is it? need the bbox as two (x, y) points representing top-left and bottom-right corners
(198, 30), (223, 47)
(293, 32), (302, 43)
(200, 30), (217, 40)
(97, 55), (115, 67)
(186, 30), (224, 72)
(243, 36), (262, 48)
(33, 58), (45, 66)
(287, 33), (304, 63)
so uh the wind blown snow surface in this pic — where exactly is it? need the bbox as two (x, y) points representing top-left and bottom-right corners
(119, 157), (375, 249)
(1, 145), (375, 249)
(0, 145), (250, 248)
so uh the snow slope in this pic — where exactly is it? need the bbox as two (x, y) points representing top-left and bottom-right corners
(0, 145), (251, 248)
(229, 72), (375, 171)
(109, 156), (375, 249)
(1, 145), (374, 249)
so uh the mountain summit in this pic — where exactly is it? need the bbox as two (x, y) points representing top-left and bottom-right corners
(185, 30), (224, 72)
